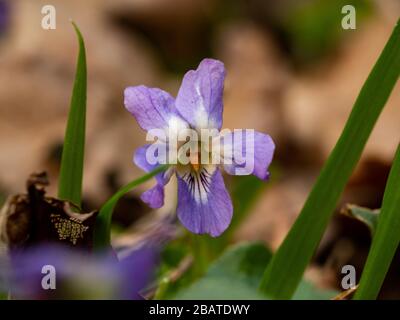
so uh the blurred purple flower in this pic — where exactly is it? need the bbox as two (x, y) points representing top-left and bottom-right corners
(1, 244), (158, 299)
(124, 58), (275, 237)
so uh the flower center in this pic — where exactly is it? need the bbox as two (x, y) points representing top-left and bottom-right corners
(175, 139), (212, 177)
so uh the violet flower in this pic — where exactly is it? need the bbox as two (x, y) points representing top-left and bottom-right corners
(124, 59), (275, 237)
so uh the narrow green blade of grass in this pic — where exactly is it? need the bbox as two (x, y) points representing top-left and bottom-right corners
(354, 145), (400, 300)
(94, 164), (169, 249)
(58, 22), (87, 208)
(259, 19), (400, 299)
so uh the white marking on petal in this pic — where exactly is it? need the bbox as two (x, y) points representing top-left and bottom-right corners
(195, 108), (209, 129)
(167, 116), (189, 140)
(194, 80), (213, 129)
(195, 81), (202, 97)
(163, 167), (175, 183)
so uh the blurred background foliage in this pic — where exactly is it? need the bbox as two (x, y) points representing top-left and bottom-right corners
(0, 0), (400, 299)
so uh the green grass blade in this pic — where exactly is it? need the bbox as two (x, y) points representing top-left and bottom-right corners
(354, 145), (400, 300)
(58, 22), (87, 208)
(94, 164), (169, 249)
(259, 19), (400, 299)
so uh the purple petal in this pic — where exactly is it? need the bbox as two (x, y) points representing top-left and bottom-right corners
(177, 168), (233, 237)
(134, 144), (172, 208)
(175, 59), (226, 130)
(222, 130), (275, 180)
(124, 85), (177, 131)
(133, 144), (163, 181)
(117, 246), (159, 300)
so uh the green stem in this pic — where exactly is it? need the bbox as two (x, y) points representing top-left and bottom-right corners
(93, 164), (169, 249)
(154, 277), (170, 300)
(190, 233), (210, 278)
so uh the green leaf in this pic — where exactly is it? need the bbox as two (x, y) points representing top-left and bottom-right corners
(354, 145), (400, 299)
(93, 164), (169, 250)
(58, 22), (87, 208)
(259, 19), (400, 299)
(175, 276), (266, 300)
(174, 242), (272, 300)
(292, 280), (338, 300)
(205, 242), (273, 287)
(341, 204), (379, 235)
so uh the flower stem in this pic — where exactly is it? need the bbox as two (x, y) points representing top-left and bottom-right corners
(190, 233), (210, 278)
(93, 164), (169, 250)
